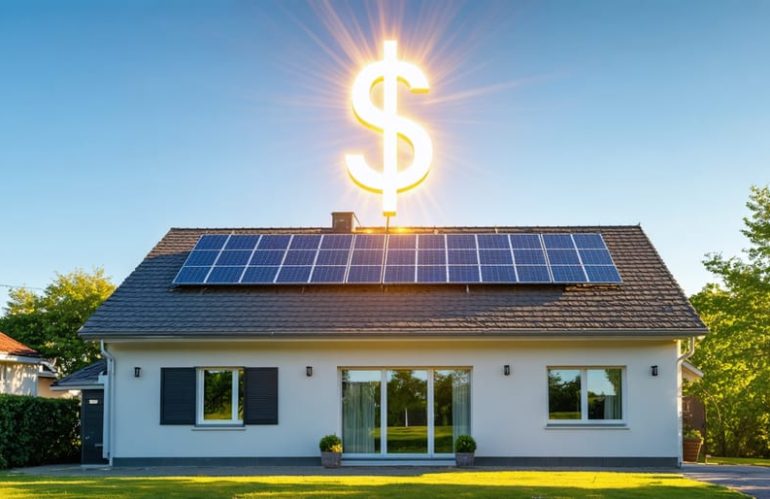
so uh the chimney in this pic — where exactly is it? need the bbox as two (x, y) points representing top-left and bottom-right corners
(331, 212), (356, 233)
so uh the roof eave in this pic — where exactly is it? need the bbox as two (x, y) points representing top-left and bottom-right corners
(80, 327), (708, 341)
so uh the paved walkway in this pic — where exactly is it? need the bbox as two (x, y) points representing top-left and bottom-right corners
(684, 463), (770, 498)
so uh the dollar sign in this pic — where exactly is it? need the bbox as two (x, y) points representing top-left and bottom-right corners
(346, 40), (433, 217)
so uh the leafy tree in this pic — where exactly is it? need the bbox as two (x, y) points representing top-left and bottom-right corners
(687, 185), (770, 457)
(0, 268), (115, 376)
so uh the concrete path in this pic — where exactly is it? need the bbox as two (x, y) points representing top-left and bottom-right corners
(684, 463), (770, 498)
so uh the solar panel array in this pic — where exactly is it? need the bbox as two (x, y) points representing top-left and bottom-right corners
(173, 232), (621, 286)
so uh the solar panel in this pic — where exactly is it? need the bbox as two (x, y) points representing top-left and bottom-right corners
(172, 232), (622, 286)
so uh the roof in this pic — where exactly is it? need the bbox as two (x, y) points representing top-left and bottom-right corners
(51, 359), (106, 390)
(79, 225), (707, 339)
(0, 332), (39, 357)
(682, 360), (704, 380)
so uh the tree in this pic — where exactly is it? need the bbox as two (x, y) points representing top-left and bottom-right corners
(0, 268), (115, 376)
(687, 185), (770, 457)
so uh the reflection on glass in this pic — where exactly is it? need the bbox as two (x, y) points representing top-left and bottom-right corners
(237, 369), (244, 420)
(203, 369), (233, 420)
(548, 369), (581, 419)
(587, 368), (622, 420)
(434, 370), (471, 453)
(342, 370), (381, 453)
(387, 370), (428, 453)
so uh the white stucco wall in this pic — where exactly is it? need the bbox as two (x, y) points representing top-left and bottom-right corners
(107, 338), (679, 460)
(0, 360), (39, 396)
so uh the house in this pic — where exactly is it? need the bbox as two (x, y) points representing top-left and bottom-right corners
(0, 331), (61, 398)
(78, 217), (706, 467)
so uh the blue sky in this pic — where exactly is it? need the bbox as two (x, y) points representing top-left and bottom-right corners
(1, 0), (768, 307)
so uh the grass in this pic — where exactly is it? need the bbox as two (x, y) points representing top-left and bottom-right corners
(0, 470), (742, 498)
(709, 456), (770, 467)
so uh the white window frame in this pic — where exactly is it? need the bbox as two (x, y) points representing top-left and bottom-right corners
(547, 366), (626, 425)
(196, 367), (243, 426)
(0, 364), (6, 382)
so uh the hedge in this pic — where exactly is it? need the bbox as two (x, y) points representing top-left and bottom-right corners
(0, 394), (80, 468)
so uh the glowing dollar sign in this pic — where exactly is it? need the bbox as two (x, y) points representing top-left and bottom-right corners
(346, 40), (433, 217)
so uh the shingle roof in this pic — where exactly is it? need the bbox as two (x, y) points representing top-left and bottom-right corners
(51, 359), (106, 389)
(80, 225), (706, 338)
(0, 332), (39, 357)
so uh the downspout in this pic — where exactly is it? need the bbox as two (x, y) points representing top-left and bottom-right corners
(100, 340), (115, 466)
(678, 337), (696, 364)
(676, 337), (697, 467)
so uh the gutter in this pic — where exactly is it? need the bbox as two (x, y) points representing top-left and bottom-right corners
(80, 327), (708, 341)
(100, 340), (115, 466)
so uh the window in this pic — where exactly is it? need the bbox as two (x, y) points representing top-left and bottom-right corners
(0, 365), (6, 382)
(548, 367), (623, 422)
(196, 368), (244, 425)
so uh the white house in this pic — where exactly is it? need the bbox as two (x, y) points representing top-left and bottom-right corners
(0, 331), (60, 398)
(78, 216), (706, 467)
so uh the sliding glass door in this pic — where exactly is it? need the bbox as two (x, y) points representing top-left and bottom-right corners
(341, 368), (470, 457)
(387, 370), (428, 454)
(341, 370), (381, 453)
(433, 369), (470, 453)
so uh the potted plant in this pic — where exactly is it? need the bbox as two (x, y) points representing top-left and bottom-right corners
(683, 428), (703, 462)
(455, 435), (476, 467)
(319, 434), (343, 468)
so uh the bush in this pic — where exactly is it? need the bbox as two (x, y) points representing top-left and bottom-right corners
(319, 434), (342, 453)
(0, 394), (80, 469)
(455, 435), (477, 453)
(684, 428), (703, 441)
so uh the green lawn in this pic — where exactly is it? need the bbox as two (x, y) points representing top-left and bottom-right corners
(0, 471), (741, 498)
(709, 456), (770, 467)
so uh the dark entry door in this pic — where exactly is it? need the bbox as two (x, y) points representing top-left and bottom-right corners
(81, 390), (108, 464)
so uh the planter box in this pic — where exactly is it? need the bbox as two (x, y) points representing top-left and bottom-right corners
(321, 451), (341, 468)
(456, 452), (475, 467)
(683, 438), (703, 462)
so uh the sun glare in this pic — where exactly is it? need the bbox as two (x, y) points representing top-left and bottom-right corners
(273, 1), (519, 226)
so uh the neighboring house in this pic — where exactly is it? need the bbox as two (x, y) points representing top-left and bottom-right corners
(0, 331), (62, 398)
(78, 217), (707, 467)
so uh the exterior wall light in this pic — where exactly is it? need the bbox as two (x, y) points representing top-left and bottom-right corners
(306, 366), (313, 377)
(134, 367), (141, 378)
(651, 365), (659, 377)
(504, 365), (511, 376)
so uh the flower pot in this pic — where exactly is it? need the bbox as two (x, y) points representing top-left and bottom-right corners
(455, 452), (475, 467)
(321, 451), (342, 468)
(683, 438), (703, 462)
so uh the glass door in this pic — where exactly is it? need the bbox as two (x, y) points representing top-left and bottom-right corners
(341, 368), (471, 458)
(341, 370), (381, 454)
(386, 370), (428, 454)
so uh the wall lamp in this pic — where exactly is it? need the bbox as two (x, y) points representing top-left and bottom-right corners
(503, 365), (511, 376)
(651, 365), (659, 377)
(134, 367), (141, 378)
(306, 366), (313, 377)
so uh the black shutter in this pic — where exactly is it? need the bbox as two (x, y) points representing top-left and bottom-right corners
(244, 367), (278, 425)
(160, 368), (196, 425)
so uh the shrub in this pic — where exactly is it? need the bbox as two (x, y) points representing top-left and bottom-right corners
(455, 435), (477, 453)
(319, 434), (342, 453)
(684, 428), (703, 441)
(0, 394), (80, 469)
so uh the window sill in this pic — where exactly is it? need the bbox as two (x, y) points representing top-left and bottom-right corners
(545, 423), (628, 430)
(192, 425), (246, 431)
